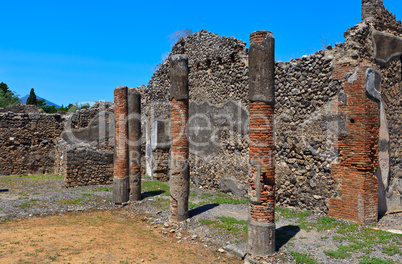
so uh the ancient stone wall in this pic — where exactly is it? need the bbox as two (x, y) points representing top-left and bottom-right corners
(143, 1), (401, 216)
(274, 53), (342, 210)
(54, 139), (114, 187)
(143, 30), (344, 211)
(143, 30), (250, 189)
(0, 104), (44, 113)
(0, 109), (65, 175)
(0, 102), (120, 190)
(55, 102), (117, 187)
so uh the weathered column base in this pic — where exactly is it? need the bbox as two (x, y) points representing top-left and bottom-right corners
(129, 179), (141, 202)
(169, 163), (189, 222)
(247, 219), (276, 257)
(113, 177), (129, 204)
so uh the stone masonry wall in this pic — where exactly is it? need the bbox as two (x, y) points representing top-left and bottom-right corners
(144, 31), (344, 211)
(55, 102), (117, 187)
(0, 109), (65, 175)
(143, 30), (250, 188)
(143, 2), (401, 214)
(55, 139), (114, 187)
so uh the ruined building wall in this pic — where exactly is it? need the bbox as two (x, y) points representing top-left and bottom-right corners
(0, 109), (65, 175)
(356, 0), (402, 213)
(274, 53), (343, 210)
(143, 1), (401, 215)
(54, 102), (116, 187)
(144, 31), (345, 211)
(0, 102), (119, 189)
(55, 139), (114, 187)
(143, 30), (250, 186)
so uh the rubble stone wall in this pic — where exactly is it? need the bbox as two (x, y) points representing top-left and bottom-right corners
(54, 102), (117, 187)
(54, 139), (114, 187)
(143, 1), (401, 214)
(0, 110), (65, 175)
(143, 31), (344, 211)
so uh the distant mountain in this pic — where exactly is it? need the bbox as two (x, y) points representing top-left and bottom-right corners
(20, 95), (61, 108)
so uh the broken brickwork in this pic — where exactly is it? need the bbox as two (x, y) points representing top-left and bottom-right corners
(328, 63), (379, 224)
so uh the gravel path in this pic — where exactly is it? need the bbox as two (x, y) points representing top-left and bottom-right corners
(1, 175), (401, 264)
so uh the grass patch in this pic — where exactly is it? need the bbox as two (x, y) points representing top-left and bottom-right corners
(189, 191), (247, 209)
(359, 256), (397, 264)
(18, 199), (40, 209)
(215, 216), (247, 225)
(199, 219), (216, 226)
(92, 186), (113, 192)
(323, 249), (352, 259)
(324, 223), (402, 259)
(382, 245), (401, 256)
(276, 207), (312, 222)
(56, 198), (83, 206)
(199, 192), (212, 199)
(315, 216), (340, 231)
(150, 197), (169, 209)
(1, 174), (63, 180)
(189, 201), (207, 209)
(142, 181), (169, 196)
(198, 216), (247, 237)
(290, 251), (319, 264)
(209, 196), (248, 205)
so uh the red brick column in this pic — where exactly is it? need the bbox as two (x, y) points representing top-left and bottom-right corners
(128, 88), (142, 201)
(248, 31), (276, 256)
(113, 86), (129, 204)
(169, 55), (190, 222)
(328, 63), (379, 224)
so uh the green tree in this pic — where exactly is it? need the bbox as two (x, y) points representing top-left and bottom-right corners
(26, 88), (38, 105)
(0, 82), (21, 107)
(41, 105), (57, 113)
(0, 82), (10, 93)
(37, 98), (46, 107)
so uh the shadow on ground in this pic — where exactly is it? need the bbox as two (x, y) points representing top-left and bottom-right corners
(276, 225), (300, 250)
(189, 203), (219, 218)
(142, 190), (165, 199)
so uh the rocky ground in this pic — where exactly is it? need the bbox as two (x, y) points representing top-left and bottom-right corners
(0, 174), (401, 264)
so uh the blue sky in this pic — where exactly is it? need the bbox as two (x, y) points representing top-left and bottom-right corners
(1, 0), (401, 106)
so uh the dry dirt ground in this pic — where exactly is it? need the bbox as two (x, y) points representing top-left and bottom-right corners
(0, 209), (241, 264)
(1, 174), (401, 264)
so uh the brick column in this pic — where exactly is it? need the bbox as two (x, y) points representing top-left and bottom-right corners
(128, 88), (142, 201)
(328, 63), (379, 224)
(169, 54), (190, 222)
(113, 86), (129, 204)
(248, 31), (276, 256)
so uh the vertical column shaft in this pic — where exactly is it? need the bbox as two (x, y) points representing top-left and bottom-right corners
(248, 31), (276, 256)
(128, 88), (142, 201)
(169, 54), (190, 222)
(113, 86), (129, 204)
